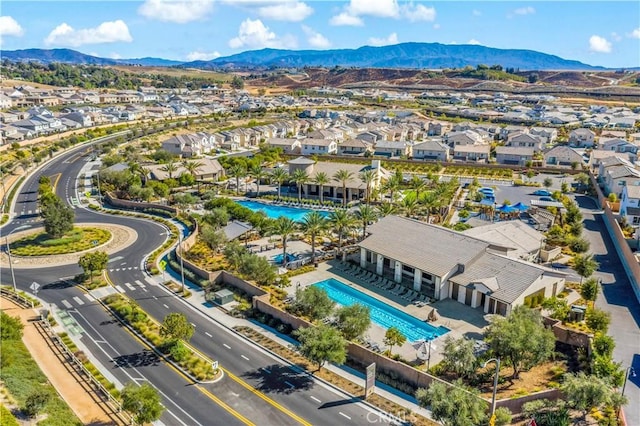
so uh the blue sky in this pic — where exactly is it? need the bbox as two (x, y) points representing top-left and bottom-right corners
(0, 1), (639, 68)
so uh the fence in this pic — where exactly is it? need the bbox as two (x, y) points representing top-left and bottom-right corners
(0, 287), (35, 308)
(105, 192), (178, 215)
(38, 317), (133, 425)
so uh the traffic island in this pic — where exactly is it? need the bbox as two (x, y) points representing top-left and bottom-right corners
(9, 226), (111, 256)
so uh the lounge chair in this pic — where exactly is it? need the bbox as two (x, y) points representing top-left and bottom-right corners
(402, 290), (415, 301)
(391, 286), (404, 295)
(383, 280), (395, 290)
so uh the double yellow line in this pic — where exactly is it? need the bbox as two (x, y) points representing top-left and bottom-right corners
(197, 385), (255, 426)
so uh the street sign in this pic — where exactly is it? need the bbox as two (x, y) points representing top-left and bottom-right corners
(30, 281), (40, 295)
(212, 361), (219, 370)
(365, 362), (376, 399)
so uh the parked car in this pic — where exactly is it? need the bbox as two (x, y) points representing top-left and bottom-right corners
(479, 187), (495, 195)
(533, 189), (552, 196)
(540, 196), (555, 202)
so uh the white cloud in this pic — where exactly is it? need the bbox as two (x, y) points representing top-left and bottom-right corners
(433, 23), (440, 30)
(329, 12), (363, 26)
(0, 16), (24, 38)
(610, 32), (622, 42)
(513, 6), (535, 15)
(258, 1), (313, 22)
(229, 18), (296, 49)
(472, 9), (482, 16)
(302, 25), (330, 48)
(44, 20), (133, 47)
(629, 28), (640, 39)
(368, 32), (398, 47)
(402, 2), (436, 22)
(467, 39), (481, 45)
(186, 50), (221, 61)
(138, 0), (214, 23)
(109, 52), (122, 59)
(347, 0), (399, 18)
(589, 35), (612, 53)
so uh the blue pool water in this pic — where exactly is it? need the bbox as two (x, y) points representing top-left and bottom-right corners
(272, 253), (298, 264)
(313, 278), (449, 342)
(236, 200), (329, 222)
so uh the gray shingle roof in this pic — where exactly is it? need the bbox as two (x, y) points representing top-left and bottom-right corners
(359, 215), (491, 276)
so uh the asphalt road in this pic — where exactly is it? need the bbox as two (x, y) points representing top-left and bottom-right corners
(2, 141), (394, 425)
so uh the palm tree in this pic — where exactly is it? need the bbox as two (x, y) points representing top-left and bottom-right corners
(383, 177), (401, 204)
(228, 164), (246, 195)
(291, 169), (308, 202)
(401, 197), (419, 218)
(182, 160), (203, 188)
(333, 169), (354, 207)
(359, 169), (376, 205)
(160, 159), (178, 180)
(377, 203), (396, 217)
(356, 204), (377, 240)
(409, 175), (427, 200)
(329, 209), (355, 253)
(301, 211), (327, 263)
(128, 161), (148, 187)
(313, 172), (330, 204)
(419, 191), (440, 224)
(270, 168), (289, 200)
(249, 163), (266, 197)
(271, 217), (297, 265)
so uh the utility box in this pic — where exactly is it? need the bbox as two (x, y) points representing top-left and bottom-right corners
(569, 305), (587, 322)
(213, 289), (234, 305)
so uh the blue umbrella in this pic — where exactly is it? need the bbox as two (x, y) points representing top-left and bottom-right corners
(498, 204), (518, 213)
(512, 202), (529, 211)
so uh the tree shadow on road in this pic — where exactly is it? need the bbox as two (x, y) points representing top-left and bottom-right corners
(111, 350), (159, 368)
(242, 364), (314, 394)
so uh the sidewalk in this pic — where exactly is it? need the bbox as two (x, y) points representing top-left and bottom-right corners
(154, 265), (435, 421)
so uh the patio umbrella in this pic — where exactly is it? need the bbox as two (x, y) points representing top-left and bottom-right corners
(512, 202), (529, 211)
(497, 204), (518, 213)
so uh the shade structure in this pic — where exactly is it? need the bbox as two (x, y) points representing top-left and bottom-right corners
(480, 198), (495, 206)
(512, 202), (529, 211)
(497, 203), (519, 213)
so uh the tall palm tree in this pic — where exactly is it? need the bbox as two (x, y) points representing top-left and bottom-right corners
(383, 176), (401, 204)
(329, 209), (355, 253)
(409, 175), (427, 200)
(377, 203), (396, 217)
(128, 161), (148, 187)
(182, 160), (204, 188)
(401, 197), (419, 218)
(249, 163), (266, 197)
(419, 191), (440, 224)
(356, 204), (377, 240)
(271, 217), (297, 265)
(291, 169), (308, 202)
(228, 164), (246, 195)
(301, 211), (327, 263)
(270, 168), (289, 200)
(160, 159), (178, 180)
(359, 169), (376, 205)
(333, 169), (354, 207)
(313, 172), (330, 204)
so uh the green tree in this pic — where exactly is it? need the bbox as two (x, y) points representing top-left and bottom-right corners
(294, 325), (347, 371)
(335, 303), (371, 340)
(409, 175), (427, 200)
(383, 326), (406, 355)
(313, 172), (330, 204)
(249, 163), (266, 197)
(328, 209), (355, 254)
(484, 305), (555, 379)
(415, 380), (487, 426)
(200, 225), (227, 252)
(585, 307), (611, 333)
(494, 407), (513, 426)
(270, 216), (297, 265)
(160, 159), (179, 179)
(333, 169), (354, 207)
(356, 204), (377, 239)
(292, 286), (335, 321)
(419, 191), (441, 224)
(160, 312), (195, 342)
(291, 169), (309, 202)
(121, 382), (165, 424)
(543, 177), (553, 188)
(359, 169), (376, 205)
(40, 195), (74, 238)
(182, 160), (203, 184)
(231, 75), (244, 89)
(561, 372), (625, 420)
(377, 202), (396, 217)
(0, 312), (23, 340)
(228, 164), (246, 195)
(580, 277), (599, 305)
(23, 389), (51, 418)
(575, 173), (589, 192)
(441, 336), (477, 379)
(573, 253), (599, 284)
(78, 251), (109, 283)
(270, 168), (289, 200)
(300, 211), (327, 263)
(591, 333), (615, 358)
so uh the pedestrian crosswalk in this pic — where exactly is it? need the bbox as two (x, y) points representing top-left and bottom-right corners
(58, 281), (151, 311)
(108, 266), (139, 272)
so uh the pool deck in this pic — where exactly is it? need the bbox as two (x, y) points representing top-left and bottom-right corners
(289, 260), (489, 365)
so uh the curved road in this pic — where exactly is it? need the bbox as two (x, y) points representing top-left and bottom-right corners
(2, 142), (395, 425)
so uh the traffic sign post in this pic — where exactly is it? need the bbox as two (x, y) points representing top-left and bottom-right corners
(30, 281), (40, 296)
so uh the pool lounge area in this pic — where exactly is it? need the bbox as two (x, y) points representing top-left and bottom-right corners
(313, 278), (449, 342)
(236, 200), (330, 222)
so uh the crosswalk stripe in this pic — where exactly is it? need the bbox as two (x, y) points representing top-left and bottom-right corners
(72, 296), (84, 306)
(125, 283), (136, 291)
(61, 299), (73, 309)
(115, 285), (124, 293)
(84, 294), (93, 302)
(134, 280), (145, 287)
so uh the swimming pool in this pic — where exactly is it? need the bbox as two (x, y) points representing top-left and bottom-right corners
(236, 200), (329, 222)
(313, 278), (449, 342)
(272, 253), (298, 264)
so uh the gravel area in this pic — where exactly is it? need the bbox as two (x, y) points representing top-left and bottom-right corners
(1, 223), (138, 268)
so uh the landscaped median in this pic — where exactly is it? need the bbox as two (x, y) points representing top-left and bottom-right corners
(10, 226), (111, 256)
(102, 294), (220, 382)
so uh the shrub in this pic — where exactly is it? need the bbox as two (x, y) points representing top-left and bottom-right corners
(23, 389), (51, 417)
(170, 341), (190, 362)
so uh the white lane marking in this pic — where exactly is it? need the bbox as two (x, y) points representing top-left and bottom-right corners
(262, 367), (271, 374)
(240, 355), (249, 361)
(135, 280), (145, 287)
(120, 262), (127, 266)
(61, 299), (73, 309)
(339, 412), (351, 420)
(142, 288), (148, 293)
(108, 256), (124, 263)
(230, 392), (240, 397)
(115, 285), (124, 293)
(128, 267), (133, 270)
(310, 396), (321, 403)
(205, 332), (212, 337)
(152, 295), (158, 300)
(284, 381), (295, 389)
(163, 304), (169, 309)
(190, 322), (196, 328)
(223, 343), (231, 349)
(72, 296), (85, 306)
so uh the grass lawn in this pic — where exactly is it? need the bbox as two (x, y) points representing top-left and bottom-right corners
(11, 227), (110, 256)
(0, 338), (82, 426)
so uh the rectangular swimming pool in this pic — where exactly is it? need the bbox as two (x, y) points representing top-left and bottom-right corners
(313, 278), (449, 342)
(236, 200), (329, 222)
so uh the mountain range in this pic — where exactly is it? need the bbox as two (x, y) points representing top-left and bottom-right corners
(1, 43), (604, 70)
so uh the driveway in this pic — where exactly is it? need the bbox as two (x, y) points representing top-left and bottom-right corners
(575, 195), (640, 424)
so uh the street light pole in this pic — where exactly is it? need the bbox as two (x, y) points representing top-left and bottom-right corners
(5, 225), (32, 293)
(483, 357), (500, 424)
(618, 366), (636, 419)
